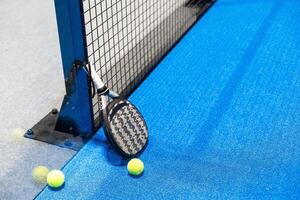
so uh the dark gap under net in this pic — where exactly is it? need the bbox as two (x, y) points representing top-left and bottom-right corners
(80, 0), (214, 128)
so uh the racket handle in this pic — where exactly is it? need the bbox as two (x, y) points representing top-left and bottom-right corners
(89, 64), (119, 97)
(90, 66), (106, 91)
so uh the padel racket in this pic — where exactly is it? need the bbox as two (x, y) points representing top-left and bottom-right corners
(89, 64), (148, 158)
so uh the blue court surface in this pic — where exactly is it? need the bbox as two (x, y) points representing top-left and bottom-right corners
(37, 0), (300, 199)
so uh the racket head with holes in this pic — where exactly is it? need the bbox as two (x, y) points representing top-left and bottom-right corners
(102, 98), (148, 158)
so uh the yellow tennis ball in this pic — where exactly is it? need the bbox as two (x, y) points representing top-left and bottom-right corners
(32, 166), (50, 184)
(127, 158), (144, 176)
(47, 170), (65, 188)
(10, 128), (25, 143)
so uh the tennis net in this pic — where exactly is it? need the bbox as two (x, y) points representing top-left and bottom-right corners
(80, 0), (215, 127)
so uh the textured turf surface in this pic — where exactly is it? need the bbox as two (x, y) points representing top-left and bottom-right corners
(37, 0), (300, 199)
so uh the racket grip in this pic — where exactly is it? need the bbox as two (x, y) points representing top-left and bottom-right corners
(90, 66), (105, 90)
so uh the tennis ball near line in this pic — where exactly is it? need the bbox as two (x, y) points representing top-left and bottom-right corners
(32, 166), (50, 184)
(47, 170), (65, 188)
(127, 158), (144, 176)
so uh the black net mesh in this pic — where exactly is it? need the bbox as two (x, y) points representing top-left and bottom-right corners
(81, 0), (214, 127)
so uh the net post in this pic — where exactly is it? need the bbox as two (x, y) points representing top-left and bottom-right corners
(53, 0), (93, 136)
(24, 0), (93, 150)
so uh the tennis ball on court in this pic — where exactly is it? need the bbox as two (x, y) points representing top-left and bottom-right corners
(32, 166), (50, 184)
(127, 158), (144, 176)
(47, 170), (65, 188)
(10, 128), (25, 143)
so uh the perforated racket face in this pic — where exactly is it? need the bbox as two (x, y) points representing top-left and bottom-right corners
(103, 99), (148, 157)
